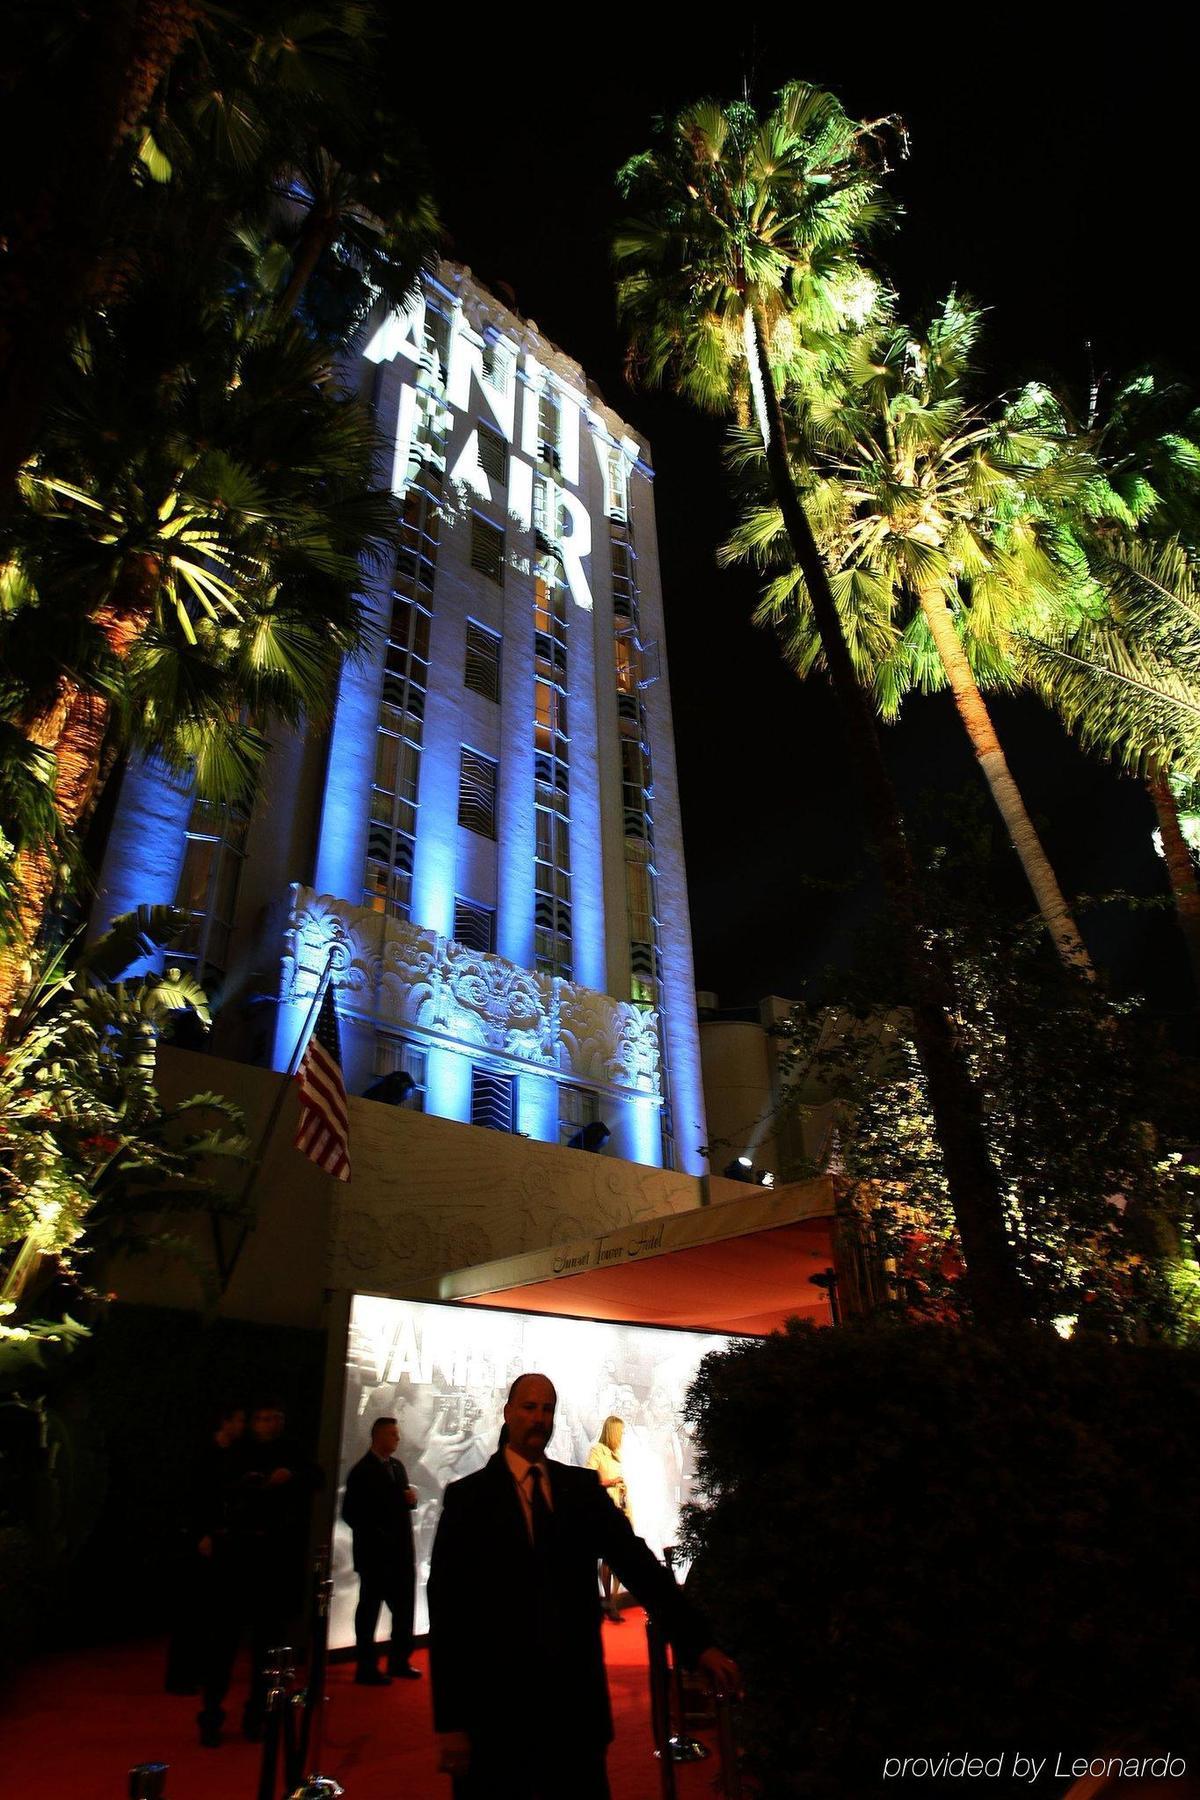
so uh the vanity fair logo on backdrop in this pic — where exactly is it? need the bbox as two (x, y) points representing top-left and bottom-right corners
(330, 1294), (730, 1645)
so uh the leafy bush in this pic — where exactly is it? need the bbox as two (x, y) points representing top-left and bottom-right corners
(683, 1321), (1200, 1796)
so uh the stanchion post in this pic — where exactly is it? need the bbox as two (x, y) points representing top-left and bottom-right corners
(128, 1765), (168, 1800)
(645, 1614), (677, 1800)
(714, 1690), (743, 1799)
(297, 1549), (333, 1777)
(257, 1645), (296, 1800)
(660, 1545), (708, 1766)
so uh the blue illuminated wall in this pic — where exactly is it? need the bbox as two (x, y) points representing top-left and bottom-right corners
(91, 262), (710, 1176)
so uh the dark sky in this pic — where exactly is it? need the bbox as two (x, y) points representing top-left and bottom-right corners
(392, 25), (1197, 1013)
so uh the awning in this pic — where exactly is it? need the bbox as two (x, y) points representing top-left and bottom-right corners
(422, 1177), (838, 1336)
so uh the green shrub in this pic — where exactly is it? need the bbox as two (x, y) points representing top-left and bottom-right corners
(683, 1321), (1200, 1796)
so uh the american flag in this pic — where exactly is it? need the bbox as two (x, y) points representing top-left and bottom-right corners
(294, 985), (351, 1181)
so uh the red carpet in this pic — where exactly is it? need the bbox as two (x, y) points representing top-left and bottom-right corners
(1, 1610), (724, 1798)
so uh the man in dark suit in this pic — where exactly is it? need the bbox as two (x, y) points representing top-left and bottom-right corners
(341, 1415), (420, 1684)
(428, 1372), (740, 1799)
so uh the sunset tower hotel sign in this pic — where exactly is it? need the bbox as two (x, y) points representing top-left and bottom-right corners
(93, 262), (707, 1176)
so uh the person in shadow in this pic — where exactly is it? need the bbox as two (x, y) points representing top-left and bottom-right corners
(167, 1400), (245, 1697)
(341, 1415), (420, 1685)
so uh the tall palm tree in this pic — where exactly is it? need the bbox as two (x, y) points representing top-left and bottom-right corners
(615, 89), (1026, 1328)
(0, 283), (399, 1010)
(729, 294), (1094, 976)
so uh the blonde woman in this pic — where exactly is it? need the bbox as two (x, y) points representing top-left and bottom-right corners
(586, 1415), (631, 1622)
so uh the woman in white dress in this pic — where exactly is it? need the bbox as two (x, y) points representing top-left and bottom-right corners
(586, 1415), (631, 1622)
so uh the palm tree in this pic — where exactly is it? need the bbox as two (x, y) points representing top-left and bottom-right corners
(0, 3), (439, 1007)
(729, 294), (1094, 976)
(1030, 367), (1200, 998)
(0, 904), (245, 1313)
(615, 88), (1026, 1328)
(1019, 537), (1200, 986)
(0, 284), (399, 1010)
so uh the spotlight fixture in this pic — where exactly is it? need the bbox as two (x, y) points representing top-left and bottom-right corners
(361, 1069), (416, 1106)
(722, 1155), (755, 1183)
(568, 1119), (612, 1153)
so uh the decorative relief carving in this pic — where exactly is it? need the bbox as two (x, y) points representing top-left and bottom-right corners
(283, 886), (661, 1098)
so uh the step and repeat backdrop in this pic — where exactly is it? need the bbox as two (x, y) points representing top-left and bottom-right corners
(332, 1293), (734, 1644)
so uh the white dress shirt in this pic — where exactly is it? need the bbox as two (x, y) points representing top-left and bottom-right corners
(503, 1444), (554, 1543)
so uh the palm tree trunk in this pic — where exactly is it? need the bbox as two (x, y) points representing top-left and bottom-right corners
(749, 304), (1026, 1331)
(1149, 771), (1200, 1003)
(277, 196), (341, 317)
(0, 560), (157, 1017)
(916, 584), (1094, 979)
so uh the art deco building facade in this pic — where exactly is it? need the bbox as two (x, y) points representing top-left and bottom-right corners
(93, 263), (708, 1174)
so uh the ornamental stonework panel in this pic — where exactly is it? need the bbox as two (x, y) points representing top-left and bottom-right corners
(282, 886), (661, 1098)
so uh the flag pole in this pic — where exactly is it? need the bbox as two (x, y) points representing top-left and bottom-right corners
(216, 948), (339, 1291)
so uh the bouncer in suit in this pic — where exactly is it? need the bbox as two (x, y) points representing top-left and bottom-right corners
(428, 1373), (740, 1800)
(341, 1416), (420, 1683)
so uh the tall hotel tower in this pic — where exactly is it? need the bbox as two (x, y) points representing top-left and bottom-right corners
(93, 263), (707, 1175)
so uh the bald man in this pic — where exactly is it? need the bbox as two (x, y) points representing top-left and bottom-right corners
(428, 1372), (739, 1799)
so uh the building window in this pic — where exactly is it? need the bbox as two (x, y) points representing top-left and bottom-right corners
(620, 737), (654, 842)
(424, 305), (451, 381)
(470, 514), (505, 585)
(395, 479), (440, 601)
(559, 1083), (599, 1146)
(453, 897), (496, 955)
(174, 799), (249, 975)
(534, 568), (567, 681)
(610, 534), (638, 621)
(533, 476), (561, 548)
(535, 803), (572, 980)
(464, 621), (501, 703)
(482, 339), (510, 393)
(471, 1066), (515, 1132)
(364, 507), (436, 922)
(458, 747), (498, 838)
(476, 423), (508, 486)
(537, 385), (562, 472)
(534, 680), (568, 755)
(625, 847), (662, 1007)
(364, 819), (415, 918)
(373, 1035), (427, 1111)
(606, 448), (627, 518)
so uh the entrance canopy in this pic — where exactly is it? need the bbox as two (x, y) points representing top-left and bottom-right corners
(423, 1177), (837, 1336)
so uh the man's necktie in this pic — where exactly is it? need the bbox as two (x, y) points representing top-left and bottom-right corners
(529, 1464), (551, 1552)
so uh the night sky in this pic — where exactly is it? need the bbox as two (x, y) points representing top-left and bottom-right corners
(391, 26), (1197, 1013)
